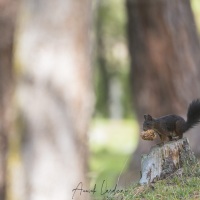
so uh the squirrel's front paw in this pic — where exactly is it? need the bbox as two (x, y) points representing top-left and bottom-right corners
(157, 142), (164, 146)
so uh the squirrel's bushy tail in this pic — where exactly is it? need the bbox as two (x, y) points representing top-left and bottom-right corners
(186, 99), (200, 131)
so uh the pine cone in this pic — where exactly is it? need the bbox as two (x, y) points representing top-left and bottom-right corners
(141, 129), (157, 141)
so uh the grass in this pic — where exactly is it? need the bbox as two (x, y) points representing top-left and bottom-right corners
(106, 161), (200, 200)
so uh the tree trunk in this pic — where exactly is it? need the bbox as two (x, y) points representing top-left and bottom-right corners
(0, 1), (17, 199)
(15, 0), (93, 200)
(126, 0), (200, 183)
(140, 138), (196, 184)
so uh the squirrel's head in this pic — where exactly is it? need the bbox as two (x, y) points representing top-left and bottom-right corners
(143, 114), (155, 131)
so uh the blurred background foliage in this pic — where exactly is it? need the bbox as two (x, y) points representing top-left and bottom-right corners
(192, 0), (200, 33)
(89, 0), (200, 198)
(90, 0), (134, 196)
(94, 0), (131, 119)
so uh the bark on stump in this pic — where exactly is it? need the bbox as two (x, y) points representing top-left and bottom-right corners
(140, 137), (196, 185)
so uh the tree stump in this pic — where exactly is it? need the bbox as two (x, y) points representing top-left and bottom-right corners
(139, 137), (196, 185)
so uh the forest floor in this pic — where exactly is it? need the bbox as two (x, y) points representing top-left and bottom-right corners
(89, 118), (139, 199)
(106, 161), (200, 200)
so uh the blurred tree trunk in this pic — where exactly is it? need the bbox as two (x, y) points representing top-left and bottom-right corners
(16, 0), (93, 200)
(0, 1), (17, 199)
(125, 0), (200, 182)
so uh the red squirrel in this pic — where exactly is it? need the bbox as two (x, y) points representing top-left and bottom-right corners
(143, 99), (200, 142)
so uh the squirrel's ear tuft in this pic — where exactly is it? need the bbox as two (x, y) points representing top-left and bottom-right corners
(144, 114), (153, 121)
